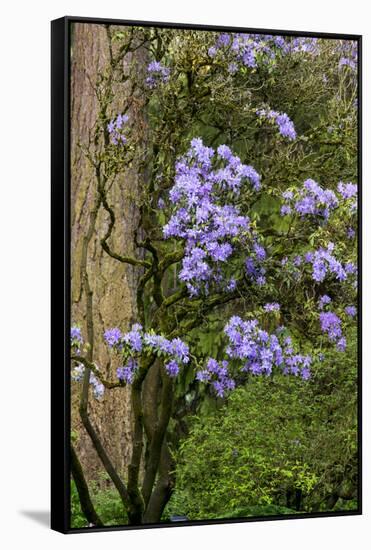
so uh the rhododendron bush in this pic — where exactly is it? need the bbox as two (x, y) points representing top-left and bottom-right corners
(69, 23), (359, 528)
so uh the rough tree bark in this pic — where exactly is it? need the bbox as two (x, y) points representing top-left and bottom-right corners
(70, 23), (144, 481)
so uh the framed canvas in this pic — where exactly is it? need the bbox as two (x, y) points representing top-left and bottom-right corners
(51, 16), (362, 534)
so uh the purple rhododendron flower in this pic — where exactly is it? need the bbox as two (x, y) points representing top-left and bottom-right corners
(208, 33), (318, 75)
(264, 302), (280, 312)
(318, 295), (332, 310)
(117, 358), (138, 384)
(104, 327), (123, 348)
(165, 360), (180, 378)
(319, 311), (342, 342)
(336, 337), (347, 352)
(257, 108), (297, 140)
(72, 364), (104, 399)
(197, 358), (235, 398)
(337, 181), (357, 200)
(123, 325), (143, 352)
(225, 317), (311, 378)
(281, 179), (338, 221)
(345, 305), (357, 317)
(304, 245), (347, 283)
(71, 363), (85, 382)
(146, 61), (170, 89)
(71, 325), (83, 346)
(107, 113), (129, 145)
(163, 138), (263, 295)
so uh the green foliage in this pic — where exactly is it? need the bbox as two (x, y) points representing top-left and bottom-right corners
(170, 333), (357, 520)
(70, 476), (128, 528)
(71, 25), (358, 527)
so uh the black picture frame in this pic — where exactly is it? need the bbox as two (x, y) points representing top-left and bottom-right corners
(51, 16), (362, 534)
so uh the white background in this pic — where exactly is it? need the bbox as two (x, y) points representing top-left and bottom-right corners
(0, 0), (369, 548)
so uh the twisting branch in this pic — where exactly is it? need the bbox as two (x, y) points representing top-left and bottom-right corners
(141, 371), (174, 507)
(143, 440), (175, 523)
(71, 444), (104, 527)
(71, 355), (123, 389)
(126, 380), (145, 523)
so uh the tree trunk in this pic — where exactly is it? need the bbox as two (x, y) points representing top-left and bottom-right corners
(70, 22), (143, 482)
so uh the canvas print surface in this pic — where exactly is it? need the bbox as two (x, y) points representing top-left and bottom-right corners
(69, 23), (359, 529)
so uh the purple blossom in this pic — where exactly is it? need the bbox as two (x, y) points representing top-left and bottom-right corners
(208, 33), (318, 74)
(245, 256), (266, 286)
(72, 363), (104, 399)
(157, 197), (165, 209)
(318, 295), (332, 310)
(337, 41), (357, 71)
(345, 305), (357, 317)
(90, 374), (105, 400)
(336, 337), (347, 352)
(123, 325), (143, 352)
(117, 358), (138, 384)
(345, 262), (357, 275)
(145, 61), (170, 89)
(170, 337), (190, 364)
(104, 327), (123, 348)
(305, 245), (347, 283)
(281, 205), (292, 215)
(71, 363), (85, 382)
(254, 243), (266, 261)
(208, 46), (217, 57)
(301, 367), (311, 381)
(264, 302), (280, 312)
(257, 108), (297, 140)
(71, 325), (83, 346)
(110, 325), (189, 379)
(221, 316), (312, 381)
(347, 228), (356, 239)
(281, 179), (338, 221)
(337, 182), (357, 200)
(319, 311), (342, 342)
(164, 139), (261, 295)
(197, 358), (235, 398)
(226, 278), (237, 292)
(107, 113), (129, 145)
(165, 360), (180, 378)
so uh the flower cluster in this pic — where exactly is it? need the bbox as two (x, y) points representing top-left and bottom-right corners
(197, 316), (312, 397)
(107, 113), (129, 145)
(281, 179), (338, 220)
(71, 325), (83, 353)
(163, 138), (261, 295)
(104, 324), (189, 381)
(319, 311), (346, 351)
(345, 305), (357, 318)
(117, 358), (138, 384)
(318, 295), (332, 310)
(71, 364), (104, 399)
(256, 109), (297, 140)
(208, 33), (318, 72)
(337, 181), (357, 213)
(104, 327), (123, 348)
(304, 243), (347, 283)
(208, 33), (318, 74)
(245, 242), (267, 286)
(288, 37), (319, 55)
(196, 358), (235, 398)
(337, 182), (357, 200)
(145, 61), (170, 89)
(264, 302), (280, 312)
(337, 40), (358, 71)
(224, 316), (311, 379)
